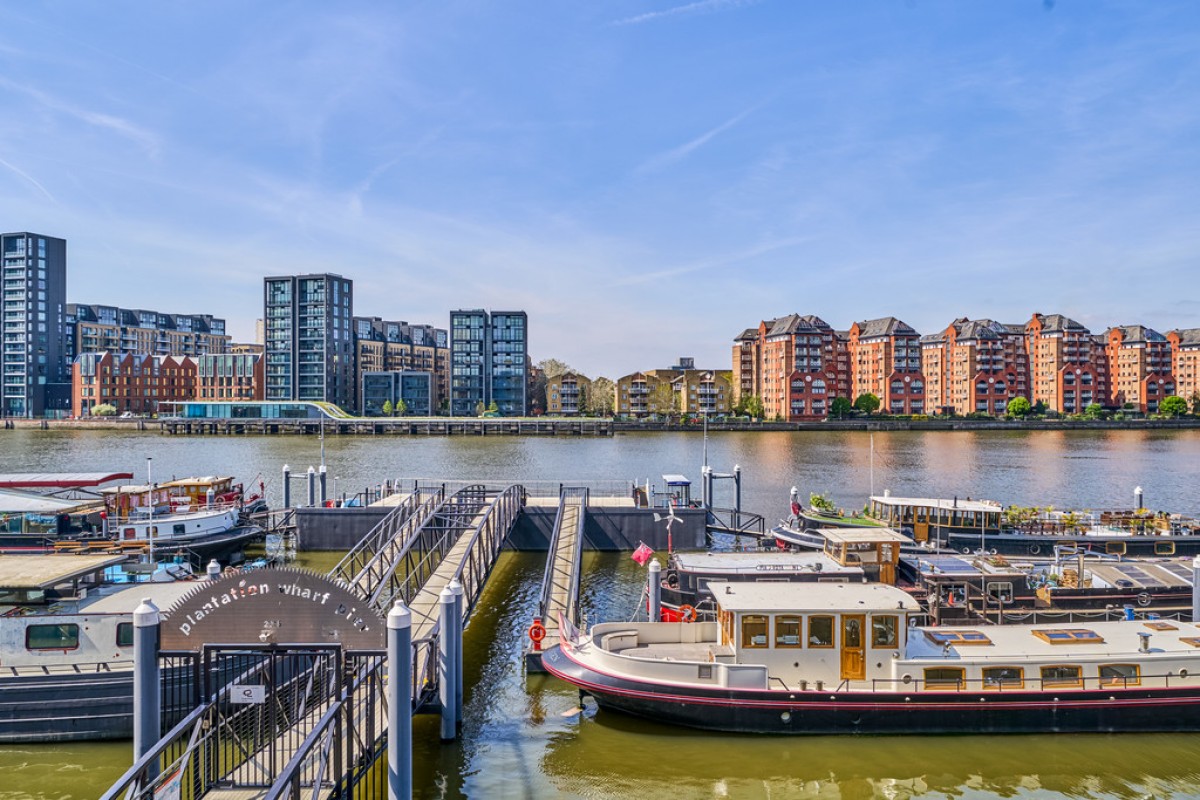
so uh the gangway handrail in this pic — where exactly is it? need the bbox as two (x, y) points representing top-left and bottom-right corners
(99, 701), (211, 800)
(537, 486), (588, 626)
(353, 490), (452, 605)
(330, 487), (440, 587)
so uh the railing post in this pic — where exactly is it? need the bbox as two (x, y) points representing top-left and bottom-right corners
(388, 602), (412, 800)
(133, 598), (161, 782)
(449, 579), (464, 728)
(648, 559), (661, 622)
(319, 465), (327, 505)
(734, 464), (742, 516)
(439, 587), (458, 741)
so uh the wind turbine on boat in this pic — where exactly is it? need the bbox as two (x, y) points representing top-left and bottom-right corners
(653, 502), (681, 554)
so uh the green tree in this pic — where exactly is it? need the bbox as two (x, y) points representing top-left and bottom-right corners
(742, 395), (765, 420)
(853, 393), (880, 415)
(381, 400), (394, 416)
(91, 403), (117, 417)
(589, 377), (615, 416)
(1160, 395), (1188, 418)
(395, 398), (407, 417)
(1083, 402), (1105, 420)
(1007, 397), (1032, 418)
(537, 358), (574, 379)
(1191, 392), (1200, 415)
(830, 396), (853, 419)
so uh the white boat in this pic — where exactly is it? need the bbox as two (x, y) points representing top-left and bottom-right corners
(0, 553), (206, 742)
(544, 580), (1200, 734)
(99, 483), (262, 560)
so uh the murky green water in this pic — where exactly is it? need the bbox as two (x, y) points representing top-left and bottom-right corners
(2, 429), (1200, 798)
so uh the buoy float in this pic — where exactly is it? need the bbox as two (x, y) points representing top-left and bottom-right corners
(679, 604), (697, 623)
(529, 619), (547, 650)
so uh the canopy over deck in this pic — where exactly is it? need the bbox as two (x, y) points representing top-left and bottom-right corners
(869, 496), (1001, 513)
(0, 554), (127, 590)
(0, 472), (133, 489)
(0, 488), (89, 514)
(816, 527), (913, 545)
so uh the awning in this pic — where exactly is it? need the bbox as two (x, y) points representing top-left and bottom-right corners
(0, 554), (128, 590)
(0, 472), (134, 489)
(0, 488), (89, 514)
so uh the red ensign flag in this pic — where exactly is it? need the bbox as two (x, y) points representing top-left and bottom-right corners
(631, 543), (654, 566)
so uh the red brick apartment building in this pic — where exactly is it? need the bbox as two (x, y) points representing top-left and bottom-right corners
(196, 352), (265, 401)
(1025, 313), (1108, 414)
(1105, 326), (1174, 413)
(72, 352), (196, 417)
(733, 314), (849, 420)
(921, 318), (1028, 415)
(847, 317), (926, 415)
(1167, 328), (1200, 405)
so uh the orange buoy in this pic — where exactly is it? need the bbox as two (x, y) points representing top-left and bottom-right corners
(529, 620), (547, 650)
(679, 604), (697, 623)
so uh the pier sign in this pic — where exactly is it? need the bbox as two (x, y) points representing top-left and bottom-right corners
(231, 684), (266, 704)
(161, 567), (386, 651)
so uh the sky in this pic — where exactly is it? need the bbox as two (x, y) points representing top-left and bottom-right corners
(1, 1), (1199, 377)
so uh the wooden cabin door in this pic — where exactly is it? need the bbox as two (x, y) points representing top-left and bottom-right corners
(840, 614), (866, 681)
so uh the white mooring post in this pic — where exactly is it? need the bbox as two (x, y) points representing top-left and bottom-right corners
(1192, 556), (1200, 624)
(648, 559), (662, 622)
(319, 465), (328, 505)
(206, 559), (221, 580)
(306, 466), (316, 507)
(449, 579), (464, 728)
(282, 464), (291, 508)
(387, 601), (413, 800)
(133, 598), (161, 780)
(438, 587), (459, 741)
(1135, 485), (1145, 510)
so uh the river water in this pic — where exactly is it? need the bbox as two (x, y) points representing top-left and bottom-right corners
(2, 428), (1200, 798)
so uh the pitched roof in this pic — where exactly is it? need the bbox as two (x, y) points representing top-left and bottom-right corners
(1110, 325), (1166, 343)
(855, 317), (917, 338)
(765, 313), (832, 338)
(1035, 313), (1089, 333)
(1169, 328), (1200, 346)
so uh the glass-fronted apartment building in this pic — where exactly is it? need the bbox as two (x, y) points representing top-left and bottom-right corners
(263, 274), (354, 411)
(360, 370), (433, 416)
(449, 309), (528, 416)
(2, 232), (69, 417)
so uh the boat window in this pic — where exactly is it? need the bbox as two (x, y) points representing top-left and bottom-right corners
(986, 582), (1014, 603)
(1041, 665), (1083, 688)
(871, 615), (898, 648)
(741, 615), (769, 649)
(1032, 629), (1104, 645)
(1099, 664), (1140, 687)
(117, 622), (134, 647)
(27, 623), (80, 651)
(1155, 541), (1175, 556)
(924, 630), (992, 646)
(775, 615), (802, 648)
(982, 666), (1023, 690)
(808, 615), (835, 648)
(1182, 637), (1200, 648)
(843, 616), (863, 648)
(923, 667), (965, 690)
(1105, 542), (1126, 556)
(173, 523), (186, 535)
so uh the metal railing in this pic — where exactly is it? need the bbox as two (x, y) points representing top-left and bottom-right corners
(538, 488), (589, 628)
(707, 507), (766, 537)
(330, 487), (444, 600)
(392, 477), (633, 499)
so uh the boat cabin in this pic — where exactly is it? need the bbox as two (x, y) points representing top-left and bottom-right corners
(710, 581), (922, 686)
(100, 485), (173, 521)
(816, 527), (909, 585)
(868, 496), (1003, 544)
(159, 476), (239, 510)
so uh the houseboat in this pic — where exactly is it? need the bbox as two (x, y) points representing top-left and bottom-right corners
(0, 553), (204, 742)
(544, 580), (1200, 734)
(790, 491), (1200, 558)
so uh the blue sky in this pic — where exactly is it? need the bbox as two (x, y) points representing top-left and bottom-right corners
(1, 1), (1198, 377)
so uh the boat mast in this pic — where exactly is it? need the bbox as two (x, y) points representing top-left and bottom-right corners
(146, 456), (154, 563)
(869, 434), (874, 498)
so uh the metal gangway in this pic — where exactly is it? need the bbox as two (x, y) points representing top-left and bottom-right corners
(532, 487), (589, 656)
(103, 483), (525, 800)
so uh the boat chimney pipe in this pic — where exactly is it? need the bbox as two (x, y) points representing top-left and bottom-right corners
(648, 559), (662, 622)
(1192, 556), (1200, 623)
(1138, 631), (1152, 653)
(206, 559), (221, 580)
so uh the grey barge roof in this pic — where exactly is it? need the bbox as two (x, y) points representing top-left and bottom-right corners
(0, 554), (128, 590)
(0, 472), (133, 489)
(709, 581), (920, 613)
(0, 488), (89, 514)
(672, 551), (859, 576)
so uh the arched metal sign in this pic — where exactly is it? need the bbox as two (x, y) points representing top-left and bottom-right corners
(160, 567), (386, 651)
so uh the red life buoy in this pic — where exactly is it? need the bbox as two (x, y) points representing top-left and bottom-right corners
(528, 620), (547, 650)
(679, 604), (697, 623)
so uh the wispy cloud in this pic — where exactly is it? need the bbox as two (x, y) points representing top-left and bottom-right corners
(634, 105), (759, 174)
(611, 0), (760, 27)
(0, 77), (161, 158)
(613, 236), (808, 286)
(0, 156), (55, 202)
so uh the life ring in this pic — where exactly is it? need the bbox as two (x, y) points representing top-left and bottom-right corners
(1028, 544), (1041, 555)
(679, 604), (697, 623)
(961, 547), (971, 555)
(667, 573), (679, 588)
(1137, 592), (1152, 607)
(989, 548), (998, 556)
(528, 620), (547, 644)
